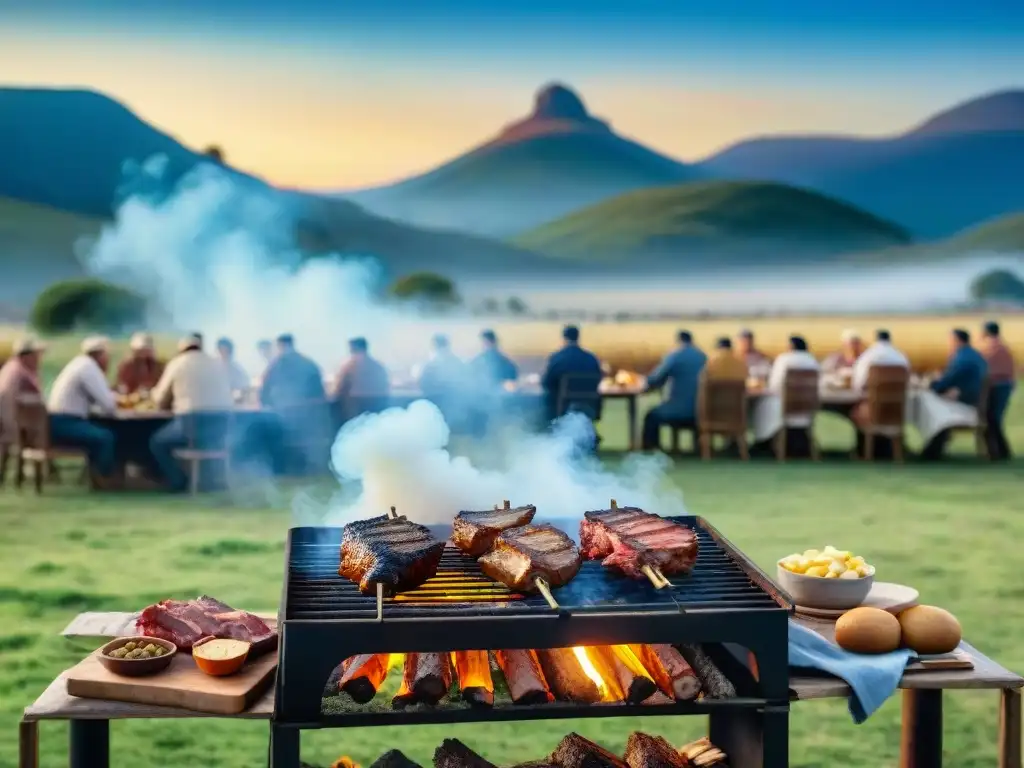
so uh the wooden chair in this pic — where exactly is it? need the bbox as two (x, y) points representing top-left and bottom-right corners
(949, 377), (991, 459)
(172, 412), (233, 495)
(14, 398), (89, 493)
(697, 375), (749, 460)
(858, 365), (908, 463)
(775, 369), (821, 461)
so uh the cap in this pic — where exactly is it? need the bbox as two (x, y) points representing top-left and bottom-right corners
(12, 337), (46, 355)
(129, 332), (154, 351)
(177, 333), (202, 351)
(841, 329), (861, 343)
(81, 336), (110, 355)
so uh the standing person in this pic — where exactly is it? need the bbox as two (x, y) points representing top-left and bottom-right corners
(47, 336), (119, 488)
(332, 337), (391, 422)
(735, 329), (772, 373)
(0, 338), (45, 483)
(149, 333), (235, 491)
(469, 329), (518, 389)
(821, 330), (864, 374)
(215, 337), (250, 393)
(115, 332), (165, 394)
(641, 330), (706, 451)
(980, 321), (1016, 460)
(540, 325), (603, 424)
(921, 328), (989, 459)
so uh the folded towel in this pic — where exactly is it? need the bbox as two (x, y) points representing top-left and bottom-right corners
(788, 619), (914, 723)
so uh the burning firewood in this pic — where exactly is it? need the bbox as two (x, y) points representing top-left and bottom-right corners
(433, 738), (497, 768)
(407, 652), (452, 705)
(494, 650), (554, 705)
(451, 651), (494, 707)
(536, 649), (603, 704)
(679, 738), (727, 767)
(628, 644), (701, 701)
(551, 732), (627, 768)
(368, 751), (422, 768)
(624, 733), (689, 768)
(674, 645), (736, 700)
(392, 677), (415, 710)
(641, 690), (673, 705)
(587, 646), (657, 703)
(338, 654), (390, 703)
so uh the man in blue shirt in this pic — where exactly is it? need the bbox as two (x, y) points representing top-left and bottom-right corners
(540, 325), (603, 424)
(641, 331), (708, 450)
(922, 328), (989, 459)
(470, 329), (518, 389)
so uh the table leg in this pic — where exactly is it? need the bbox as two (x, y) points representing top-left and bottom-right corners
(900, 689), (942, 768)
(1000, 688), (1022, 768)
(269, 724), (301, 768)
(70, 719), (109, 768)
(19, 720), (38, 768)
(627, 396), (638, 451)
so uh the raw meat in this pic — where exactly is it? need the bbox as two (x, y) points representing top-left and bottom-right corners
(134, 595), (276, 652)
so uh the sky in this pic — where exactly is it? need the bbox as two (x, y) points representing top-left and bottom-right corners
(2, 0), (1022, 189)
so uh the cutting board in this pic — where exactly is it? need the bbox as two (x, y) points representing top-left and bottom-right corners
(66, 649), (278, 715)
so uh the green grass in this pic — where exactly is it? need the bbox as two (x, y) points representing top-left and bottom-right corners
(1, 395), (1022, 767)
(513, 181), (911, 261)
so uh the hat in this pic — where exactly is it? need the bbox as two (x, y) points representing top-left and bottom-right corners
(12, 337), (46, 355)
(81, 336), (110, 355)
(129, 332), (154, 351)
(841, 329), (861, 343)
(177, 333), (202, 351)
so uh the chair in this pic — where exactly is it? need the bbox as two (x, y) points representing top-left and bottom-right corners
(858, 365), (908, 463)
(274, 399), (334, 476)
(949, 377), (991, 460)
(697, 376), (749, 460)
(555, 374), (604, 422)
(14, 398), (89, 494)
(172, 412), (233, 495)
(775, 369), (822, 461)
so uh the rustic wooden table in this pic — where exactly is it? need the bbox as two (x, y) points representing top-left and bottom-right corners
(19, 612), (1024, 768)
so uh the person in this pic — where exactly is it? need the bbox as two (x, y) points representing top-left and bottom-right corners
(332, 337), (391, 422)
(705, 337), (749, 381)
(469, 329), (518, 389)
(980, 321), (1015, 460)
(0, 338), (45, 481)
(767, 336), (820, 392)
(851, 329), (910, 392)
(215, 337), (250, 393)
(115, 332), (165, 394)
(259, 334), (325, 408)
(821, 330), (864, 374)
(641, 331), (706, 450)
(540, 325), (603, 424)
(921, 329), (989, 460)
(256, 339), (273, 365)
(47, 336), (118, 488)
(149, 333), (235, 491)
(735, 329), (772, 372)
(259, 334), (328, 473)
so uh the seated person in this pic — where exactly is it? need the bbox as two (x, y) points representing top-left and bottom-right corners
(767, 336), (820, 393)
(540, 325), (603, 423)
(469, 329), (518, 389)
(149, 333), (235, 492)
(0, 338), (45, 479)
(47, 336), (118, 488)
(259, 334), (325, 408)
(333, 337), (391, 422)
(821, 329), (863, 374)
(115, 332), (165, 394)
(920, 329), (987, 460)
(216, 337), (250, 393)
(735, 329), (772, 373)
(851, 329), (910, 393)
(705, 337), (748, 381)
(641, 330), (706, 451)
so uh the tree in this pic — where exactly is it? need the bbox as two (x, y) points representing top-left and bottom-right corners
(390, 272), (460, 306)
(969, 269), (1024, 304)
(203, 145), (225, 164)
(30, 279), (147, 334)
(506, 296), (528, 315)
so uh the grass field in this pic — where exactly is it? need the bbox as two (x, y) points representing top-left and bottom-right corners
(0, 385), (1022, 767)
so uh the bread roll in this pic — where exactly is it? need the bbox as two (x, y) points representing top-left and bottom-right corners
(898, 605), (961, 654)
(834, 607), (902, 654)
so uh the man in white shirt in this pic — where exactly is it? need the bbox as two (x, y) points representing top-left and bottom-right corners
(149, 333), (235, 491)
(215, 337), (250, 393)
(851, 329), (910, 392)
(767, 335), (821, 393)
(47, 336), (118, 486)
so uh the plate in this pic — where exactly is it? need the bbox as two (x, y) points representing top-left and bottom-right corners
(794, 581), (919, 620)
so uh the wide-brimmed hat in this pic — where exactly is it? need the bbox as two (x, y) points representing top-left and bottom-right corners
(12, 337), (46, 355)
(841, 328), (861, 343)
(177, 333), (203, 351)
(81, 336), (110, 355)
(129, 332), (154, 351)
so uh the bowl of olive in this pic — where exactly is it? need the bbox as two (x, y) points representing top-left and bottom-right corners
(98, 636), (177, 676)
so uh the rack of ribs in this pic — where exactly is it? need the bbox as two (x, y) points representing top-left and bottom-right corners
(477, 524), (582, 608)
(578, 503), (698, 584)
(339, 515), (446, 596)
(451, 500), (537, 557)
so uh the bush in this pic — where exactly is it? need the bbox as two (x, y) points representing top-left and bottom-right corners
(30, 279), (147, 334)
(969, 269), (1024, 304)
(390, 272), (459, 305)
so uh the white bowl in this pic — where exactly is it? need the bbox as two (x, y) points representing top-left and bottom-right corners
(775, 562), (875, 610)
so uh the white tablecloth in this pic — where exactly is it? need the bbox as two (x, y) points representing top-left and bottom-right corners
(748, 388), (978, 444)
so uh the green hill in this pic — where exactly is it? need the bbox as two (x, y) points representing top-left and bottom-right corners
(942, 212), (1024, 252)
(513, 181), (911, 264)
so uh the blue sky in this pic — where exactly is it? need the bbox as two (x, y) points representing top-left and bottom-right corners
(2, 0), (1021, 186)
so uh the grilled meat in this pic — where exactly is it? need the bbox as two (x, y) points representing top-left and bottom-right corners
(477, 524), (582, 591)
(433, 739), (497, 768)
(494, 649), (553, 705)
(624, 733), (690, 768)
(369, 751), (423, 768)
(628, 644), (701, 701)
(551, 733), (628, 768)
(535, 649), (602, 704)
(579, 508), (698, 579)
(452, 651), (494, 707)
(338, 654), (389, 703)
(451, 503), (537, 557)
(339, 516), (446, 595)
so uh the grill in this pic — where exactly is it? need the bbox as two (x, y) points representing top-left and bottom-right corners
(271, 516), (793, 768)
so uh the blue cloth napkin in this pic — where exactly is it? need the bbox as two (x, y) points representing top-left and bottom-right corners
(788, 619), (914, 723)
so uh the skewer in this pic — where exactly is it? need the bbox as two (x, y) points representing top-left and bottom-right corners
(610, 498), (618, 510)
(502, 499), (510, 509)
(388, 506), (398, 519)
(642, 565), (667, 589)
(534, 578), (560, 609)
(375, 582), (384, 622)
(653, 567), (672, 587)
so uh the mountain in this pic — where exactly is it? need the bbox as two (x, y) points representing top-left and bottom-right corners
(347, 83), (703, 237)
(514, 181), (911, 268)
(699, 90), (1024, 239)
(938, 212), (1024, 253)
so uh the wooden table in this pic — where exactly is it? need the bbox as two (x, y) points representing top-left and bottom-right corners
(21, 612), (1024, 767)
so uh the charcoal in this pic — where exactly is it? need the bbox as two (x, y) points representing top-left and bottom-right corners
(369, 751), (423, 768)
(433, 738), (496, 768)
(624, 733), (689, 768)
(550, 733), (627, 768)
